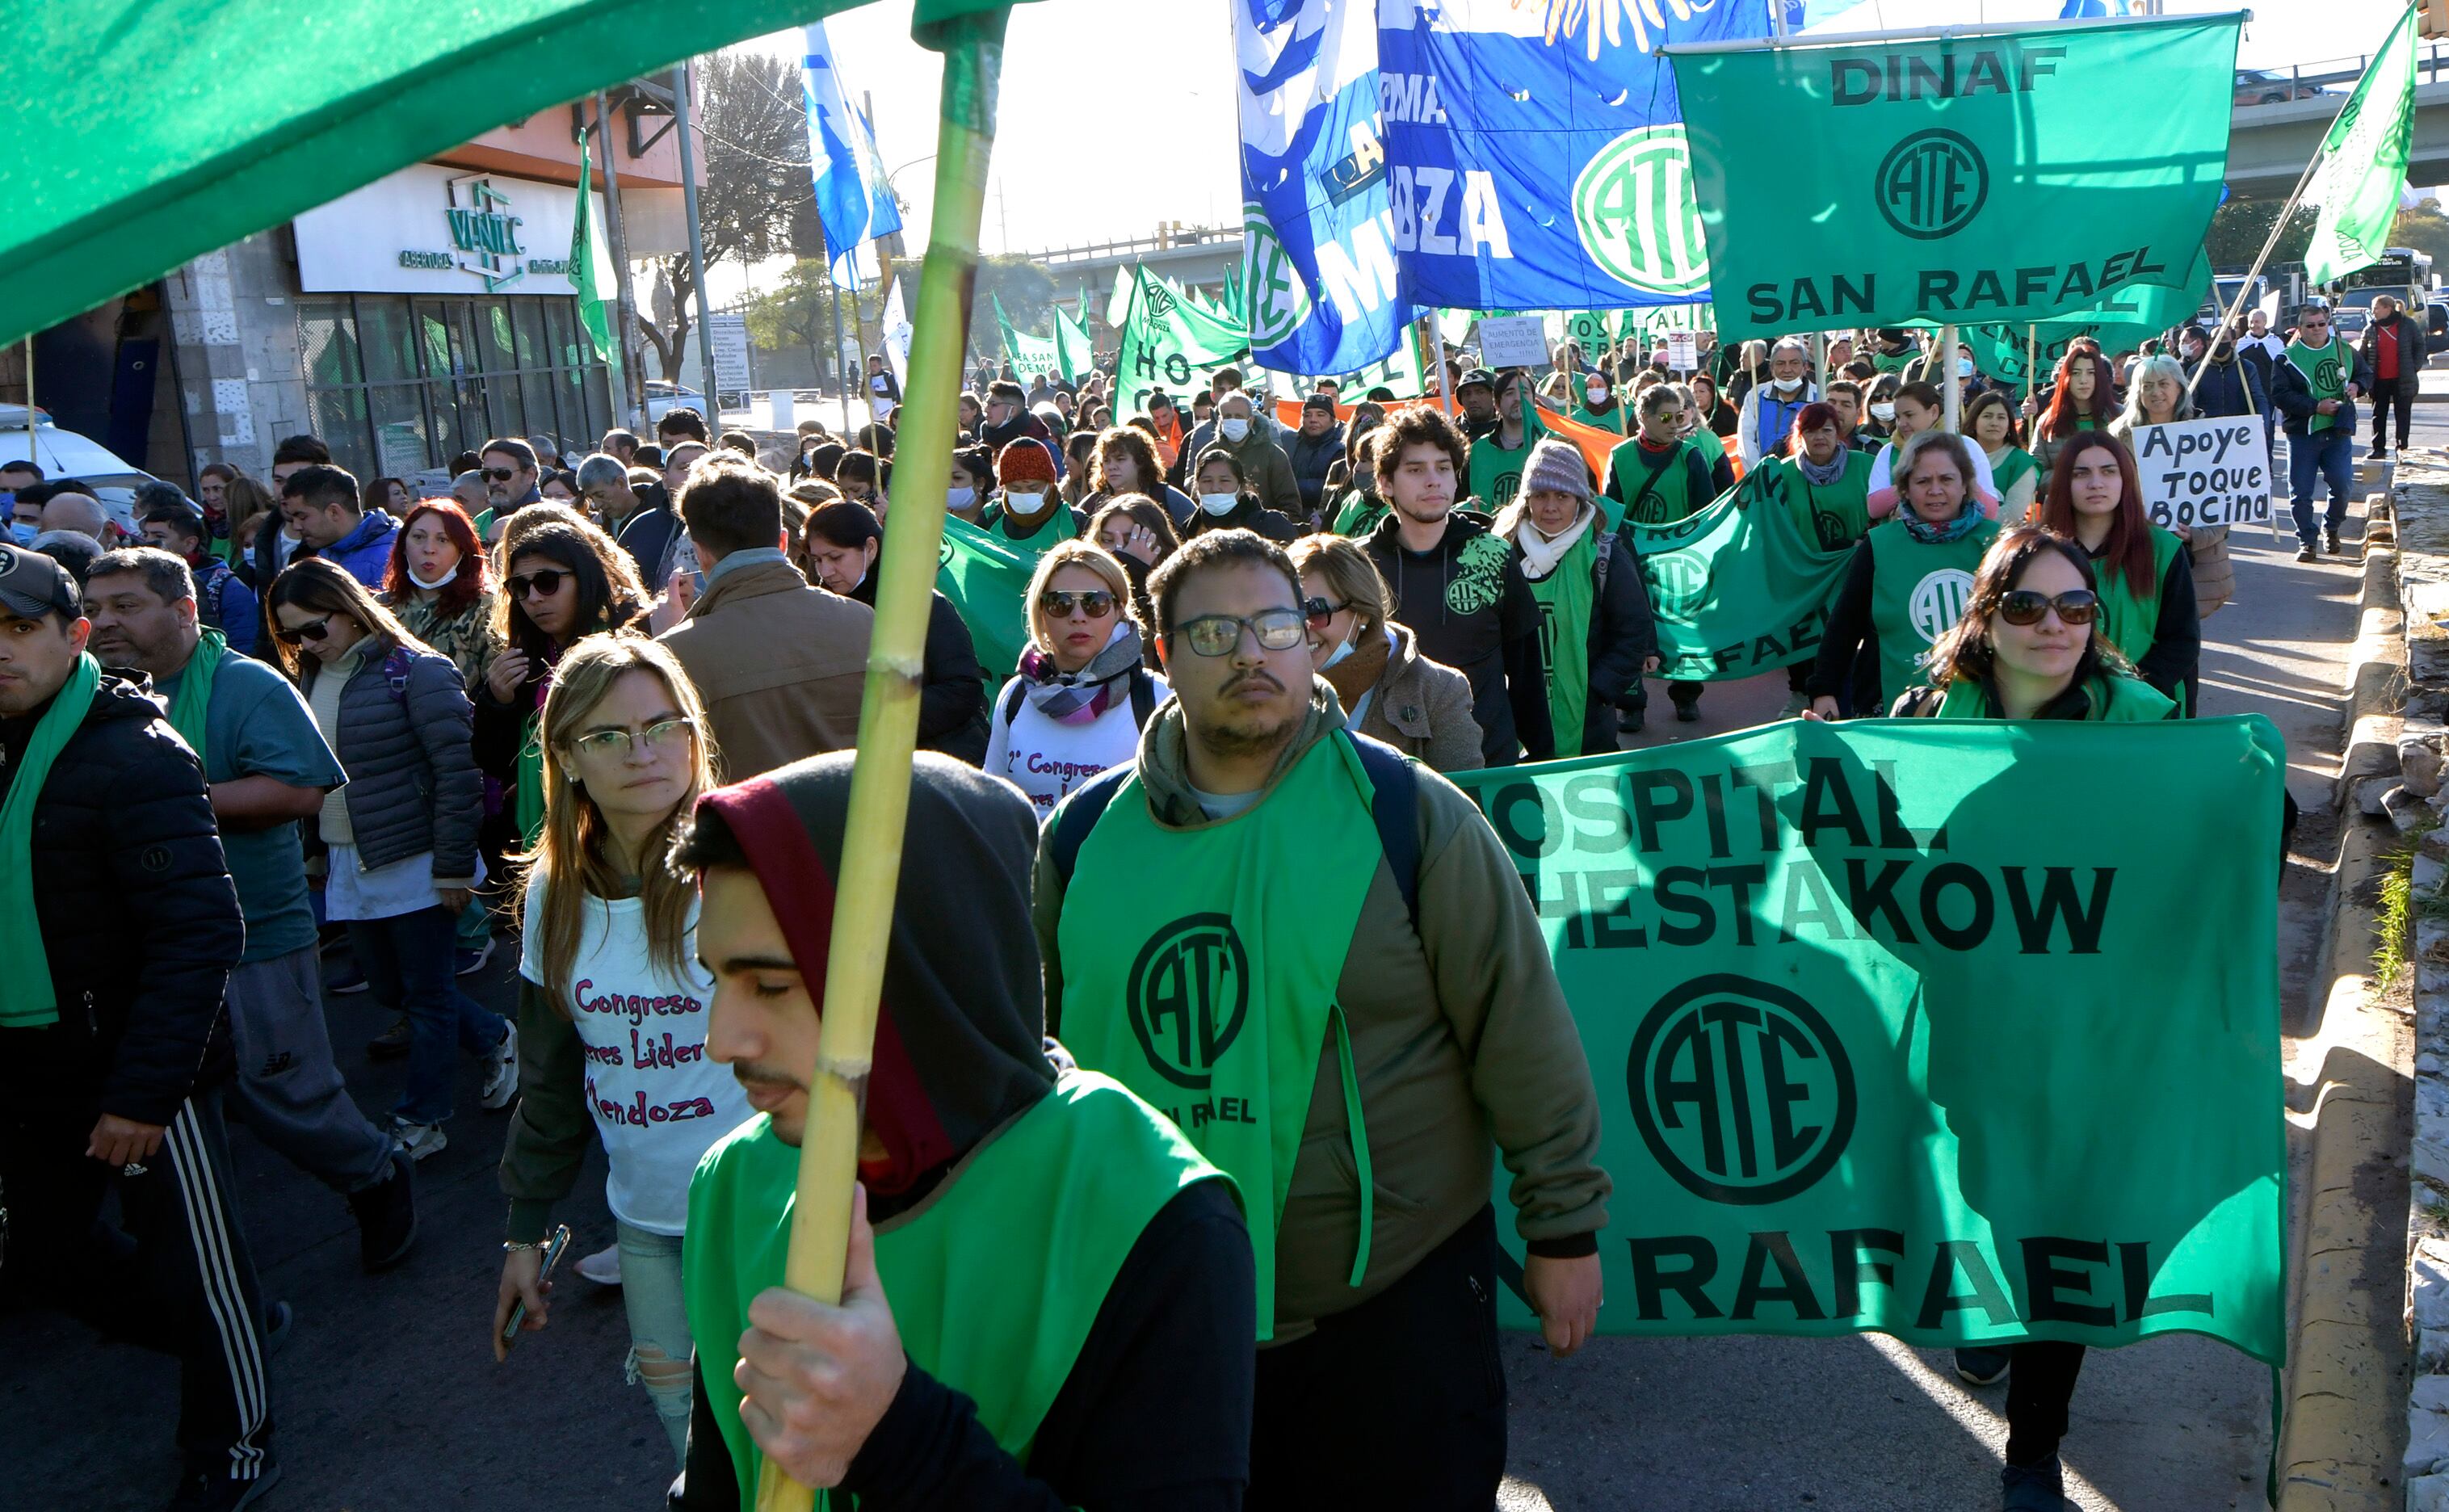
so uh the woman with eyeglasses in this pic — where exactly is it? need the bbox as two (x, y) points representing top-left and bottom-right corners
(800, 498), (991, 764)
(491, 636), (750, 1464)
(982, 540), (1167, 820)
(476, 511), (649, 848)
(1288, 533), (1485, 771)
(267, 558), (514, 1161)
(2032, 430), (2199, 710)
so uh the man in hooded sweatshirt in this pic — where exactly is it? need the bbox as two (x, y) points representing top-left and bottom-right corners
(674, 752), (1255, 1512)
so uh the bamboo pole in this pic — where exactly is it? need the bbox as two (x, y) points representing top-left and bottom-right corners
(749, 15), (1006, 1512)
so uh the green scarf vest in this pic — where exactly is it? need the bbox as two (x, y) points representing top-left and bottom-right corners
(1569, 402), (1628, 435)
(1935, 671), (2177, 721)
(1523, 531), (1598, 754)
(1989, 446), (2039, 503)
(164, 627), (228, 770)
(2287, 338), (2355, 434)
(1056, 731), (1383, 1340)
(993, 500), (1077, 556)
(1604, 437), (1703, 531)
(2091, 527), (2183, 668)
(1780, 451), (1876, 553)
(0, 652), (101, 1027)
(1468, 431), (1532, 514)
(1864, 517), (2004, 708)
(683, 1073), (1226, 1512)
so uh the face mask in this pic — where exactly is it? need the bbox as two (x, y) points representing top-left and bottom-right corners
(1957, 358), (1974, 378)
(1199, 491), (1241, 516)
(7, 521), (36, 547)
(1219, 417), (1250, 443)
(1004, 489), (1044, 513)
(408, 562), (459, 591)
(1771, 375), (1803, 393)
(1321, 632), (1359, 670)
(946, 485), (976, 510)
(1870, 401), (1897, 422)
(1585, 383), (1608, 403)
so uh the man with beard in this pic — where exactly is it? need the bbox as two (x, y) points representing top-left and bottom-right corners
(1035, 528), (1608, 1510)
(1452, 366), (1501, 442)
(674, 753), (1255, 1510)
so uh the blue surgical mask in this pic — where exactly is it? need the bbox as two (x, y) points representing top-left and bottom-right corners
(1957, 358), (1974, 379)
(947, 485), (976, 510)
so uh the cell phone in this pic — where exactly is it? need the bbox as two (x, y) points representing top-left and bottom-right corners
(500, 1223), (573, 1352)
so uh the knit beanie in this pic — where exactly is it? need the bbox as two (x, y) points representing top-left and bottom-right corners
(996, 438), (1057, 489)
(1521, 435), (1591, 500)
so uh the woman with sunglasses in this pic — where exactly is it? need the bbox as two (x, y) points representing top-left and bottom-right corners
(1808, 430), (2003, 719)
(800, 498), (991, 763)
(492, 636), (750, 1464)
(1086, 494), (1182, 672)
(267, 559), (515, 1160)
(2029, 430), (2199, 710)
(983, 540), (1167, 819)
(1288, 532), (1485, 771)
(477, 511), (649, 848)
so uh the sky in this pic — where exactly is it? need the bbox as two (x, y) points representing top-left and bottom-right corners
(703, 0), (2424, 307)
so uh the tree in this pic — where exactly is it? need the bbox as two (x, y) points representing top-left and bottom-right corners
(744, 258), (856, 391)
(966, 256), (1056, 366)
(2392, 198), (2449, 273)
(2203, 195), (2319, 268)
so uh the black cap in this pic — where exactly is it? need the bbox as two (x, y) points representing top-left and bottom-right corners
(1458, 368), (1496, 393)
(1301, 393), (1335, 413)
(0, 541), (81, 620)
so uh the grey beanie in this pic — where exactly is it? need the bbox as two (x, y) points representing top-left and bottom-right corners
(1521, 435), (1591, 500)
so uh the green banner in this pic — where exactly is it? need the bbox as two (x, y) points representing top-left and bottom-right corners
(1671, 16), (2239, 339)
(1114, 266), (1252, 417)
(1448, 716), (2286, 1363)
(1054, 306), (1095, 382)
(937, 513), (1034, 680)
(996, 294), (1059, 377)
(1915, 254), (2213, 387)
(1624, 464), (1852, 681)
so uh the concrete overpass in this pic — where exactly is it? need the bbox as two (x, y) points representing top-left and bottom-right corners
(2228, 81), (2449, 198)
(1027, 225), (1243, 325)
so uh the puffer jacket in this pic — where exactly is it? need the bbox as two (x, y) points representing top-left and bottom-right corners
(308, 639), (484, 879)
(1286, 423), (1346, 520)
(0, 671), (243, 1125)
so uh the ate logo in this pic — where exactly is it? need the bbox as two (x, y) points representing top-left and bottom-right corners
(1127, 914), (1250, 1090)
(1909, 568), (1977, 644)
(1241, 205), (1310, 350)
(1875, 129), (1989, 242)
(1574, 124), (1712, 296)
(1646, 553), (1709, 615)
(1628, 975), (1858, 1206)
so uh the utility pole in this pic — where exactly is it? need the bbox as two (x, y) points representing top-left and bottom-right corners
(596, 90), (645, 424)
(674, 60), (718, 415)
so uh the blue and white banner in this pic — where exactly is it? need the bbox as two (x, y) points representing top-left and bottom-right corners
(1237, 0), (1416, 376)
(802, 19), (902, 280)
(1377, 0), (1773, 313)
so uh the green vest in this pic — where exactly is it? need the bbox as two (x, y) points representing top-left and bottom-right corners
(1603, 437), (1702, 531)
(683, 1073), (1225, 1512)
(1468, 431), (1532, 513)
(1988, 446), (2039, 506)
(2091, 526), (2183, 668)
(1936, 671), (2176, 722)
(1864, 516), (2004, 705)
(1522, 529), (1598, 754)
(516, 710), (546, 849)
(1332, 489), (1388, 538)
(2286, 339), (2356, 434)
(1871, 348), (1917, 374)
(992, 501), (1078, 556)
(1569, 402), (1628, 435)
(1056, 732), (1382, 1339)
(1779, 451), (1875, 553)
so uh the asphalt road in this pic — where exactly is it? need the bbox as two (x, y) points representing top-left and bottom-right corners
(0, 421), (2417, 1512)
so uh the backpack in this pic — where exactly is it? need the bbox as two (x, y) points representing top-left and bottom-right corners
(1048, 732), (1423, 929)
(1002, 666), (1158, 731)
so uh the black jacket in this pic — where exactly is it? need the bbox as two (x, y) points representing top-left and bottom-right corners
(0, 672), (242, 1126)
(615, 484), (683, 586)
(2358, 309), (2425, 384)
(1286, 424), (1345, 519)
(2190, 353), (2267, 422)
(852, 578), (991, 764)
(1364, 510), (1556, 765)
(1182, 496), (1300, 544)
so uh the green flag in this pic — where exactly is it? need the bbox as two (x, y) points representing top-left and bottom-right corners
(1918, 254), (2213, 387)
(994, 293), (1059, 376)
(1447, 714), (2286, 1363)
(1670, 16), (2239, 339)
(1113, 266), (1252, 416)
(1624, 464), (1854, 681)
(570, 126), (617, 368)
(1053, 305), (1094, 382)
(937, 513), (1035, 680)
(2307, 5), (2419, 286)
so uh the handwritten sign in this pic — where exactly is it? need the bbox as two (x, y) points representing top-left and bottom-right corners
(2132, 417), (2271, 529)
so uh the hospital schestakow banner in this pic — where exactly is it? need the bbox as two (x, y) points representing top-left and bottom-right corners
(1447, 716), (2287, 1364)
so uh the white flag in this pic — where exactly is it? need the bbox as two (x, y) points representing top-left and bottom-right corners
(881, 275), (913, 388)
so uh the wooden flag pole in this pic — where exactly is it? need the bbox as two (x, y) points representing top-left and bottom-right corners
(750, 15), (1006, 1512)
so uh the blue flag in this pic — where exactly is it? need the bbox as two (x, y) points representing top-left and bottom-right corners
(1377, 0), (1771, 313)
(802, 19), (902, 279)
(1237, 0), (1414, 377)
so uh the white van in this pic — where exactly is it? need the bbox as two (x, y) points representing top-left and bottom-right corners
(0, 405), (160, 534)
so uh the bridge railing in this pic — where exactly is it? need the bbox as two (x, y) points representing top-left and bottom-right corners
(2238, 41), (2449, 103)
(1032, 225), (1240, 268)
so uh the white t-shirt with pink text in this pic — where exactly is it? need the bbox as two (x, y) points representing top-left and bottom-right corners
(981, 671), (1167, 821)
(521, 884), (752, 1234)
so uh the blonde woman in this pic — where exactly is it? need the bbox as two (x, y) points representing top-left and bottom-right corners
(2111, 351), (2231, 615)
(981, 539), (1167, 818)
(1288, 533), (1484, 771)
(492, 636), (749, 1464)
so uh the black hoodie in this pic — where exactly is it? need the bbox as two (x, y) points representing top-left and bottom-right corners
(675, 753), (1254, 1512)
(1363, 509), (1556, 765)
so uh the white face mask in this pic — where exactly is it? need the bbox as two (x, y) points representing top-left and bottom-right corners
(946, 485), (976, 510)
(1321, 632), (1359, 670)
(1004, 489), (1044, 513)
(1771, 375), (1804, 393)
(1869, 401), (1897, 422)
(1219, 417), (1250, 443)
(1199, 491), (1241, 516)
(407, 562), (459, 591)
(1585, 382), (1608, 403)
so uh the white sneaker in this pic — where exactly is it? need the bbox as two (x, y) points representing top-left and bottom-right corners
(574, 1243), (623, 1287)
(480, 1021), (519, 1111)
(391, 1118), (448, 1161)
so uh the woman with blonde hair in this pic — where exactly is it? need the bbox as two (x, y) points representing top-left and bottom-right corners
(1288, 533), (1484, 771)
(981, 539), (1167, 818)
(492, 636), (749, 1464)
(2110, 351), (2232, 616)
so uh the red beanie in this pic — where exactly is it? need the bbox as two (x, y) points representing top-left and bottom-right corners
(995, 439), (1057, 489)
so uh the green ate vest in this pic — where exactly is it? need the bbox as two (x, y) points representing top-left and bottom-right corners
(1056, 732), (1382, 1339)
(1936, 671), (2176, 721)
(1603, 436), (1703, 532)
(2090, 526), (2183, 668)
(2286, 339), (2357, 434)
(1989, 446), (2039, 506)
(683, 1073), (1226, 1512)
(1523, 531), (1598, 754)
(1468, 432), (1532, 514)
(1569, 402), (1628, 435)
(992, 501), (1079, 556)
(1864, 516), (2004, 706)
(1779, 451), (1875, 553)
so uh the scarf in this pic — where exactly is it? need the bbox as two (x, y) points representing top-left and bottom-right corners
(1900, 496), (1987, 545)
(1017, 623), (1144, 724)
(1796, 449), (1848, 487)
(1500, 501), (1596, 582)
(1321, 621), (1392, 712)
(0, 652), (101, 1027)
(165, 628), (228, 771)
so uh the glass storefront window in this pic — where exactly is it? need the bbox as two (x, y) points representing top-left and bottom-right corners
(298, 298), (361, 388)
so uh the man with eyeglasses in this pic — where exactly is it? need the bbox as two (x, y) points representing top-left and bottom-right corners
(2270, 303), (2365, 562)
(276, 462), (397, 589)
(1034, 526), (1607, 1510)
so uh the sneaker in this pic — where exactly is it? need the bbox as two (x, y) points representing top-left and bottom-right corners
(2296, 544), (2320, 563)
(2325, 528), (2344, 555)
(1672, 700), (1700, 724)
(260, 1300), (292, 1357)
(455, 938), (494, 977)
(479, 1021), (519, 1111)
(1955, 1345), (2011, 1386)
(366, 1015), (410, 1060)
(390, 1118), (447, 1161)
(165, 1460), (281, 1512)
(326, 961), (369, 996)
(574, 1242), (624, 1287)
(2001, 1455), (2069, 1511)
(347, 1147), (418, 1273)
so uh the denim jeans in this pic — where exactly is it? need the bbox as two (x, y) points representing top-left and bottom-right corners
(2288, 425), (2355, 547)
(616, 1221), (695, 1465)
(347, 905), (506, 1126)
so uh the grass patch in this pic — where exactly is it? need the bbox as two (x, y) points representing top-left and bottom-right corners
(2378, 812), (2446, 985)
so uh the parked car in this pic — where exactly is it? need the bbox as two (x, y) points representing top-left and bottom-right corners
(0, 405), (157, 534)
(2233, 68), (2324, 107)
(641, 380), (709, 426)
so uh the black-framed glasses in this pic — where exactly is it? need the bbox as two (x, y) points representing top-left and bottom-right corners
(1303, 595), (1351, 628)
(505, 569), (569, 600)
(482, 467), (519, 482)
(1173, 608), (1308, 657)
(568, 716), (697, 762)
(273, 612), (339, 646)
(1996, 589), (2100, 627)
(1038, 589), (1116, 619)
